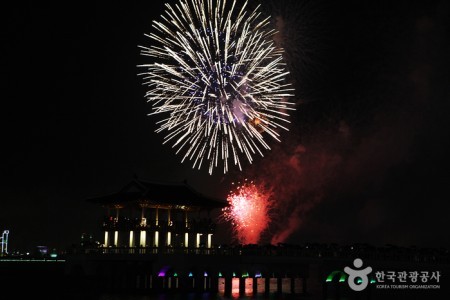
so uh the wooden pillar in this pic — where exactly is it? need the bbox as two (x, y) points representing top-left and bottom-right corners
(167, 209), (172, 246)
(114, 230), (119, 247)
(104, 231), (109, 247)
(154, 231), (159, 248)
(139, 230), (146, 247)
(184, 232), (189, 248)
(167, 232), (171, 246)
(207, 233), (212, 249)
(129, 231), (134, 248)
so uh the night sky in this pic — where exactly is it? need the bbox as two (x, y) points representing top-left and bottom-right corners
(1, 0), (449, 252)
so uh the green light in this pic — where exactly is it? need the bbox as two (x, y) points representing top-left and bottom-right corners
(50, 254), (58, 258)
(356, 278), (362, 284)
(233, 272), (236, 277)
(174, 272), (178, 277)
(242, 272), (249, 278)
(218, 272), (223, 277)
(326, 271), (347, 283)
(188, 272), (193, 277)
(370, 278), (376, 284)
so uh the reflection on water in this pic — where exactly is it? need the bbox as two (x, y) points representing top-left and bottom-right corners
(94, 276), (309, 300)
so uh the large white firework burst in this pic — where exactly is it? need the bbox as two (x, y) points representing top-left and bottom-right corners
(138, 0), (295, 174)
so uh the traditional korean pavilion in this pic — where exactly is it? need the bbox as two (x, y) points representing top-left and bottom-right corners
(86, 176), (227, 250)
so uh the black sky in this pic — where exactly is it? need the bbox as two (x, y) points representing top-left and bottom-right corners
(1, 0), (449, 252)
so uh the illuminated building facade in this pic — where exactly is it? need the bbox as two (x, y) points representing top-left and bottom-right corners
(87, 177), (227, 251)
(0, 230), (8, 256)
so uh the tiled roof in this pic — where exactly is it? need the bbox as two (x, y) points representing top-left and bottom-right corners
(86, 178), (227, 209)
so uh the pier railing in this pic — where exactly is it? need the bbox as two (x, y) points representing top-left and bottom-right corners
(77, 244), (450, 264)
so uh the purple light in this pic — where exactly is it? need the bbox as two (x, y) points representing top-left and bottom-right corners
(158, 266), (170, 277)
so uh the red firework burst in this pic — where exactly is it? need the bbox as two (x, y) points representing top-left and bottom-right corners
(222, 180), (273, 244)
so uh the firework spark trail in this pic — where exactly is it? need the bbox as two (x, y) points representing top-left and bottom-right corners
(222, 180), (273, 244)
(138, 0), (295, 174)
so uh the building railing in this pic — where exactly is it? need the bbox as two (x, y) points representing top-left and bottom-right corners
(101, 217), (216, 233)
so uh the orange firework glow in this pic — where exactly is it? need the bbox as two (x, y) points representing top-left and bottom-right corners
(222, 180), (273, 244)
